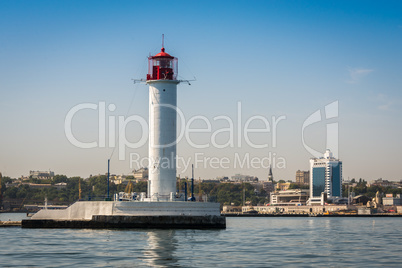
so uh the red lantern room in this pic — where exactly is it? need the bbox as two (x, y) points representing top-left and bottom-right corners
(147, 47), (178, 81)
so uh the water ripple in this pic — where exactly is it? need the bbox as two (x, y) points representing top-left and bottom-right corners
(1, 216), (402, 267)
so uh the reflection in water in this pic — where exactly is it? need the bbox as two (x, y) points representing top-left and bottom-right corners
(1, 218), (402, 267)
(324, 218), (331, 230)
(143, 230), (178, 267)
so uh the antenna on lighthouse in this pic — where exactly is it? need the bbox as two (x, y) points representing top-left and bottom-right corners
(162, 34), (164, 49)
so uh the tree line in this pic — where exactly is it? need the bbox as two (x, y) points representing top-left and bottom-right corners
(1, 175), (146, 204)
(342, 179), (402, 198)
(2, 175), (400, 207)
(1, 175), (268, 206)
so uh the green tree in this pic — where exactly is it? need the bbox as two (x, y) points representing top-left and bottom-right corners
(53, 175), (68, 184)
(288, 183), (309, 190)
(133, 181), (147, 192)
(4, 187), (18, 199)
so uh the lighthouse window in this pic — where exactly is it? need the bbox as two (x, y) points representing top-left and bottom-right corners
(160, 59), (171, 68)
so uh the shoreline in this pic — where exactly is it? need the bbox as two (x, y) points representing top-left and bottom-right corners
(223, 213), (402, 217)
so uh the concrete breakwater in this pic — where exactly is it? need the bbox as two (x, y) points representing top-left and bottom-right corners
(22, 215), (226, 229)
(0, 221), (21, 227)
(22, 201), (225, 229)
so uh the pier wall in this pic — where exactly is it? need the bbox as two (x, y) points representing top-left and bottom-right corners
(22, 215), (226, 229)
(31, 201), (221, 220)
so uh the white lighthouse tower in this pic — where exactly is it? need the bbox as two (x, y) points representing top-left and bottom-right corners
(27, 39), (225, 228)
(146, 43), (179, 201)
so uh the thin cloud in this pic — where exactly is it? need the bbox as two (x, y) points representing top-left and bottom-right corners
(378, 104), (391, 111)
(347, 68), (374, 84)
(376, 93), (401, 111)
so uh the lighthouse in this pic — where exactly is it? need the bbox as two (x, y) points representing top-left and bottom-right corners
(146, 44), (179, 200)
(25, 39), (225, 229)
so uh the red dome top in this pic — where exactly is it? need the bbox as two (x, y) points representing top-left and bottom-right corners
(152, 47), (174, 58)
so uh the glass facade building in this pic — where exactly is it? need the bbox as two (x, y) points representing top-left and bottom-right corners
(312, 167), (326, 197)
(331, 162), (342, 197)
(309, 150), (342, 201)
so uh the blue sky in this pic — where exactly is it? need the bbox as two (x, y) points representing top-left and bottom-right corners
(1, 0), (402, 181)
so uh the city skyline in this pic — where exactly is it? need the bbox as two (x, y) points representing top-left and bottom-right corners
(1, 1), (402, 181)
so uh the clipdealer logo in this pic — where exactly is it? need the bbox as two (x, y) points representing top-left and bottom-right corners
(64, 100), (339, 172)
(302, 101), (339, 158)
(64, 101), (287, 171)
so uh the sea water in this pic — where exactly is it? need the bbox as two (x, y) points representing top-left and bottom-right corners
(0, 214), (401, 267)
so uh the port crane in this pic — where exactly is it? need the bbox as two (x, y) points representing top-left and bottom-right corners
(79, 178), (82, 200)
(125, 179), (134, 193)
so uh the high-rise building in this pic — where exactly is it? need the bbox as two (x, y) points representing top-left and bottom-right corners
(296, 170), (309, 185)
(309, 149), (342, 204)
